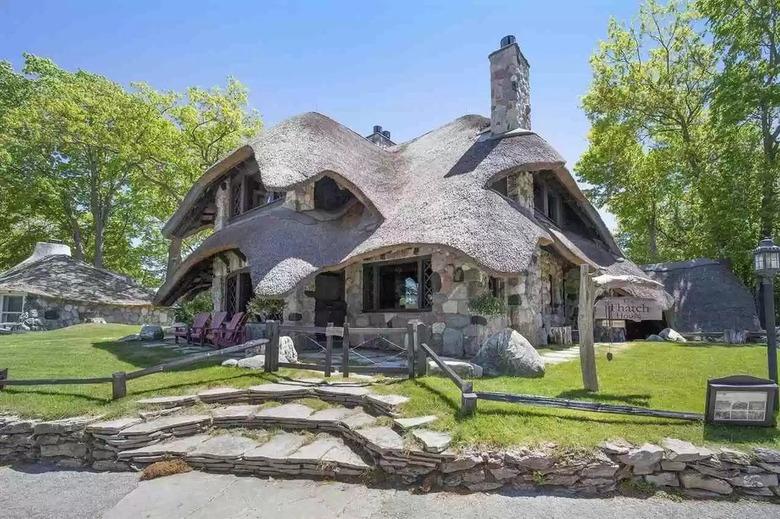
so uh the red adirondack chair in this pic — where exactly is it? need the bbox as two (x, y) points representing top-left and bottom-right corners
(174, 312), (209, 344)
(212, 312), (248, 349)
(204, 311), (229, 345)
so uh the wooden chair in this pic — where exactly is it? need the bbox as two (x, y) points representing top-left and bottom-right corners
(174, 313), (209, 344)
(212, 312), (249, 349)
(204, 311), (229, 345)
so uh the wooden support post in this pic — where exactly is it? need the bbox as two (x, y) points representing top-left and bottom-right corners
(0, 368), (7, 391)
(342, 323), (350, 378)
(415, 323), (429, 377)
(265, 321), (280, 373)
(325, 322), (334, 378)
(461, 392), (477, 416)
(577, 264), (599, 392)
(111, 371), (127, 400)
(166, 237), (182, 281)
(406, 322), (416, 379)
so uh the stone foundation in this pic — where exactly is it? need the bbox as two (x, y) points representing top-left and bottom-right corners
(23, 296), (171, 330)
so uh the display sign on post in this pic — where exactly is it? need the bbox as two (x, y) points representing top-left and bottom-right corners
(594, 297), (662, 322)
(706, 375), (778, 427)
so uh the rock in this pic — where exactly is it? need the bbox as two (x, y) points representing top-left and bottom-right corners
(741, 487), (775, 497)
(632, 463), (660, 476)
(412, 429), (452, 454)
(441, 454), (481, 473)
(660, 460), (687, 472)
(661, 438), (712, 462)
(618, 443), (664, 467)
(221, 358), (239, 367)
(92, 460), (131, 472)
(645, 334), (664, 342)
(427, 358), (483, 378)
(679, 471), (733, 495)
(465, 481), (504, 491)
(442, 328), (464, 357)
(139, 324), (164, 341)
(278, 336), (298, 363)
(506, 451), (554, 470)
(236, 355), (266, 370)
(659, 328), (686, 342)
(473, 329), (545, 377)
(645, 472), (680, 487)
(542, 474), (579, 486)
(757, 462), (780, 474)
(40, 442), (88, 458)
(581, 463), (619, 478)
(489, 466), (520, 480)
(599, 439), (632, 455)
(754, 447), (780, 464)
(718, 447), (750, 465)
(727, 473), (778, 488)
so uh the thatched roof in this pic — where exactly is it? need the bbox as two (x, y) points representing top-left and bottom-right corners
(0, 254), (155, 306)
(156, 112), (652, 305)
(642, 258), (760, 332)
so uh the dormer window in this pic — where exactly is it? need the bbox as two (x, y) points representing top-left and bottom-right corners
(490, 177), (509, 197)
(230, 170), (283, 219)
(314, 176), (355, 212)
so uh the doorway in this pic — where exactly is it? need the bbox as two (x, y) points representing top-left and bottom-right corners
(314, 272), (346, 327)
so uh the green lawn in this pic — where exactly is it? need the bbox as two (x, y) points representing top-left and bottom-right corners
(1, 324), (778, 450)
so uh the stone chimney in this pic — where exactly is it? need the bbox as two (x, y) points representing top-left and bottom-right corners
(28, 242), (71, 261)
(489, 35), (531, 134)
(365, 124), (395, 148)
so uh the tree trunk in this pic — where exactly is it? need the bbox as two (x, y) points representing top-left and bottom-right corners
(577, 264), (599, 392)
(93, 217), (104, 268)
(648, 201), (658, 261)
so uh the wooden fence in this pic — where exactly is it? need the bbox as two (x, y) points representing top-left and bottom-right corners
(0, 340), (266, 400)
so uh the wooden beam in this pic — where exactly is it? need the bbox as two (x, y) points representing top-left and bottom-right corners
(578, 263), (599, 391)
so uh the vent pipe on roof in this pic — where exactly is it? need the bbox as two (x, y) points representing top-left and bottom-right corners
(489, 34), (531, 134)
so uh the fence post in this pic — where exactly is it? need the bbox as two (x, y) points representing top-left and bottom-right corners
(0, 368), (7, 391)
(461, 391), (477, 416)
(406, 322), (416, 379)
(342, 323), (350, 378)
(415, 323), (428, 377)
(265, 320), (280, 373)
(325, 322), (334, 378)
(111, 371), (127, 400)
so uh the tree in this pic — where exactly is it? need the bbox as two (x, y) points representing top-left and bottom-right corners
(699, 0), (780, 240)
(0, 55), (262, 285)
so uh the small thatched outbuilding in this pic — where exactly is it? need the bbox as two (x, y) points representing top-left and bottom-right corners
(0, 242), (171, 330)
(641, 258), (760, 334)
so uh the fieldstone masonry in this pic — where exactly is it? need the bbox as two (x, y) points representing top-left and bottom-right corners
(489, 35), (531, 134)
(23, 295), (170, 329)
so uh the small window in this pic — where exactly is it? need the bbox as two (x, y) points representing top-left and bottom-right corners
(488, 276), (505, 299)
(363, 257), (432, 312)
(0, 294), (24, 323)
(230, 172), (283, 219)
(490, 177), (508, 196)
(224, 271), (253, 315)
(314, 177), (354, 211)
(547, 192), (559, 223)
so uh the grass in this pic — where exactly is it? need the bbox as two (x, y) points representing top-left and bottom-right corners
(2, 325), (778, 450)
(0, 324), (314, 419)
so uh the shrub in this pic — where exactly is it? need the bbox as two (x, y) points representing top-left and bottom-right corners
(173, 292), (213, 323)
(468, 293), (506, 316)
(247, 296), (287, 321)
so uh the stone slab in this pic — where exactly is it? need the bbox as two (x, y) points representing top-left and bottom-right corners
(288, 435), (342, 463)
(412, 429), (452, 453)
(393, 416), (438, 430)
(212, 405), (262, 421)
(197, 388), (248, 400)
(254, 403), (314, 421)
(308, 407), (359, 423)
(321, 441), (371, 470)
(356, 426), (404, 452)
(86, 417), (143, 435)
(341, 411), (378, 430)
(242, 432), (309, 461)
(120, 415), (211, 436)
(366, 394), (409, 409)
(188, 434), (259, 460)
(314, 386), (370, 398)
(118, 434), (209, 459)
(247, 384), (312, 397)
(136, 395), (197, 408)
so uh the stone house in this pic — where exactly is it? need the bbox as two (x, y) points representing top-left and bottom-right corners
(155, 36), (664, 357)
(0, 242), (170, 330)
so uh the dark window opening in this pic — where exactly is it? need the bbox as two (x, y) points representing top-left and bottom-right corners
(363, 257), (433, 312)
(490, 177), (508, 196)
(488, 276), (505, 299)
(547, 192), (559, 223)
(1, 295), (24, 323)
(314, 176), (354, 211)
(225, 271), (253, 315)
(230, 173), (283, 219)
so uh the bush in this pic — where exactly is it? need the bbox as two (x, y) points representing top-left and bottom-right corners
(173, 292), (212, 323)
(468, 293), (506, 316)
(247, 296), (286, 321)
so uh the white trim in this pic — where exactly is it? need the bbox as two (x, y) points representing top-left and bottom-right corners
(0, 292), (26, 325)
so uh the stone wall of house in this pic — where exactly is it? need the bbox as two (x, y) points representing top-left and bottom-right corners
(214, 182), (230, 232)
(539, 249), (568, 334)
(23, 295), (171, 330)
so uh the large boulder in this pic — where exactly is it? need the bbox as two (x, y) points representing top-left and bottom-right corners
(138, 324), (164, 341)
(472, 329), (545, 377)
(279, 336), (298, 363)
(659, 328), (687, 343)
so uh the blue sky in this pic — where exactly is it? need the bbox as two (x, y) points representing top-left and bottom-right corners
(1, 0), (642, 230)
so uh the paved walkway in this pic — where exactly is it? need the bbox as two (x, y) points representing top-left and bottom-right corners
(540, 342), (635, 365)
(1, 465), (777, 519)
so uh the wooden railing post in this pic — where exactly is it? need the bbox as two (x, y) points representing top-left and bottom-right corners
(111, 371), (127, 400)
(0, 368), (7, 391)
(577, 264), (599, 391)
(406, 322), (416, 379)
(265, 320), (280, 373)
(325, 322), (334, 378)
(341, 323), (350, 378)
(415, 323), (428, 377)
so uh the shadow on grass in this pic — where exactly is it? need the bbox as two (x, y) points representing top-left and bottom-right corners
(703, 422), (780, 444)
(91, 340), (189, 370)
(1, 388), (108, 403)
(555, 389), (651, 407)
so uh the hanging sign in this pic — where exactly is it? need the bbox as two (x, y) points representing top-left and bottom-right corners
(594, 297), (662, 322)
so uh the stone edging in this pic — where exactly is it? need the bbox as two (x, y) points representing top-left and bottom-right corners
(2, 391), (779, 501)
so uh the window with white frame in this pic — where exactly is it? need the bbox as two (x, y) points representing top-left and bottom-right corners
(0, 293), (25, 323)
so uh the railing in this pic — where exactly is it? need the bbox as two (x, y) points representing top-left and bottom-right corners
(264, 321), (428, 379)
(0, 340), (266, 400)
